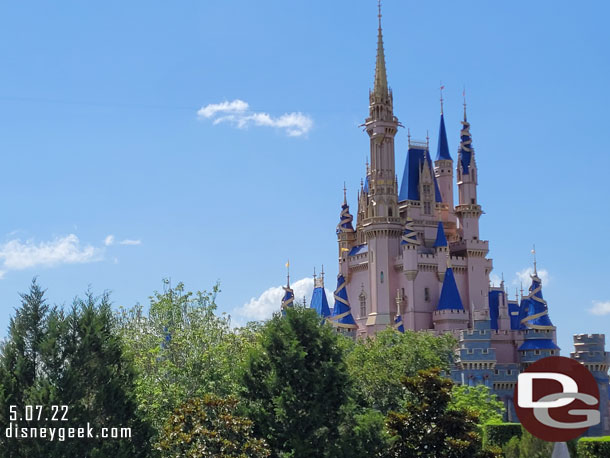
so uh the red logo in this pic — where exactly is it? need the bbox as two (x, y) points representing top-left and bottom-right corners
(514, 356), (600, 441)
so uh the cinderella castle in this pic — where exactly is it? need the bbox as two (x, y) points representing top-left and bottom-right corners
(279, 6), (609, 434)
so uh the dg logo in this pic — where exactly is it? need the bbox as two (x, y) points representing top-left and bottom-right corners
(514, 356), (600, 441)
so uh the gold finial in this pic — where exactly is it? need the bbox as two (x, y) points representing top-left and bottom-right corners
(313, 266), (317, 282)
(407, 128), (411, 143)
(426, 130), (430, 148)
(440, 82), (445, 115)
(378, 0), (382, 26)
(320, 265), (325, 286)
(343, 182), (347, 204)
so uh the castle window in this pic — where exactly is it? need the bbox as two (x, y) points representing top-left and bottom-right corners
(423, 184), (431, 195)
(507, 370), (512, 375)
(534, 350), (540, 355)
(424, 287), (430, 302)
(380, 271), (384, 283)
(424, 202), (431, 214)
(471, 198), (475, 204)
(359, 293), (366, 317)
(388, 207), (393, 217)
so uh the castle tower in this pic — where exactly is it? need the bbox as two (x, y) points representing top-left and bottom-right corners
(434, 96), (457, 235)
(359, 4), (403, 330)
(456, 102), (481, 241)
(336, 185), (356, 262)
(281, 262), (294, 314)
(517, 265), (559, 368)
(433, 257), (468, 333)
(570, 334), (610, 436)
(329, 273), (358, 336)
(310, 267), (331, 319)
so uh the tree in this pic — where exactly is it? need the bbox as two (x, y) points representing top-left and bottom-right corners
(116, 281), (257, 432)
(0, 282), (154, 458)
(345, 328), (456, 413)
(156, 395), (270, 457)
(386, 369), (497, 458)
(242, 306), (355, 458)
(449, 385), (505, 425)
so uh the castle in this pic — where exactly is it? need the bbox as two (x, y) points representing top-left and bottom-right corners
(279, 7), (610, 434)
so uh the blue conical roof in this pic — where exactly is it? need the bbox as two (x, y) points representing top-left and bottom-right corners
(519, 273), (554, 330)
(433, 222), (448, 247)
(437, 267), (464, 311)
(436, 114), (452, 161)
(459, 116), (473, 174)
(336, 201), (354, 234)
(281, 285), (294, 314)
(310, 285), (331, 319)
(329, 274), (357, 329)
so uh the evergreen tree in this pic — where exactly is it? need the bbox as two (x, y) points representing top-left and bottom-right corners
(242, 306), (354, 458)
(0, 282), (154, 457)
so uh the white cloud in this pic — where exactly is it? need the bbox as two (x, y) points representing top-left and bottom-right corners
(119, 239), (141, 246)
(513, 267), (550, 287)
(589, 301), (610, 316)
(105, 235), (141, 246)
(197, 99), (313, 137)
(234, 277), (334, 322)
(489, 273), (502, 287)
(0, 234), (102, 271)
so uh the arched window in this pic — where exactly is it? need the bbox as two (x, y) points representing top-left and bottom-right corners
(380, 271), (384, 284)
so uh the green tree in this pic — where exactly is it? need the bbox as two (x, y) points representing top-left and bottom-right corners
(0, 282), (153, 458)
(242, 306), (355, 458)
(449, 385), (505, 425)
(345, 328), (456, 413)
(386, 369), (496, 458)
(156, 395), (271, 458)
(116, 281), (257, 431)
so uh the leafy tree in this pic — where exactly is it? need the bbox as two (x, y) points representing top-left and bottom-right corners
(449, 385), (504, 425)
(116, 281), (257, 431)
(242, 306), (355, 458)
(156, 395), (270, 457)
(345, 328), (456, 413)
(386, 369), (498, 458)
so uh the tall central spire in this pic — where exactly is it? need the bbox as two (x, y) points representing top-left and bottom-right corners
(373, 1), (388, 98)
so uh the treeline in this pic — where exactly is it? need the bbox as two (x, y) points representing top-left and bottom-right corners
(0, 280), (517, 457)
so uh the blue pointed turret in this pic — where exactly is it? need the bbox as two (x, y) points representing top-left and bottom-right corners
(401, 217), (420, 246)
(336, 188), (355, 234)
(519, 271), (554, 330)
(518, 267), (559, 352)
(437, 267), (464, 311)
(459, 108), (474, 174)
(310, 268), (331, 319)
(329, 274), (357, 329)
(433, 221), (448, 247)
(281, 263), (294, 314)
(436, 114), (452, 161)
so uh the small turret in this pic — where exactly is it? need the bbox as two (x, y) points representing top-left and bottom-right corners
(337, 185), (357, 259)
(310, 266), (331, 319)
(329, 274), (358, 335)
(281, 261), (294, 314)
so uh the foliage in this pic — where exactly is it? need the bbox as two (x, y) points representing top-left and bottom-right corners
(116, 281), (257, 431)
(481, 421), (521, 447)
(385, 368), (496, 458)
(513, 429), (552, 458)
(242, 306), (357, 458)
(0, 280), (153, 458)
(450, 385), (504, 425)
(156, 395), (270, 458)
(577, 436), (610, 458)
(345, 328), (456, 413)
(335, 407), (390, 458)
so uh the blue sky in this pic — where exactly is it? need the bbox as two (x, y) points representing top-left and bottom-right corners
(0, 1), (608, 353)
